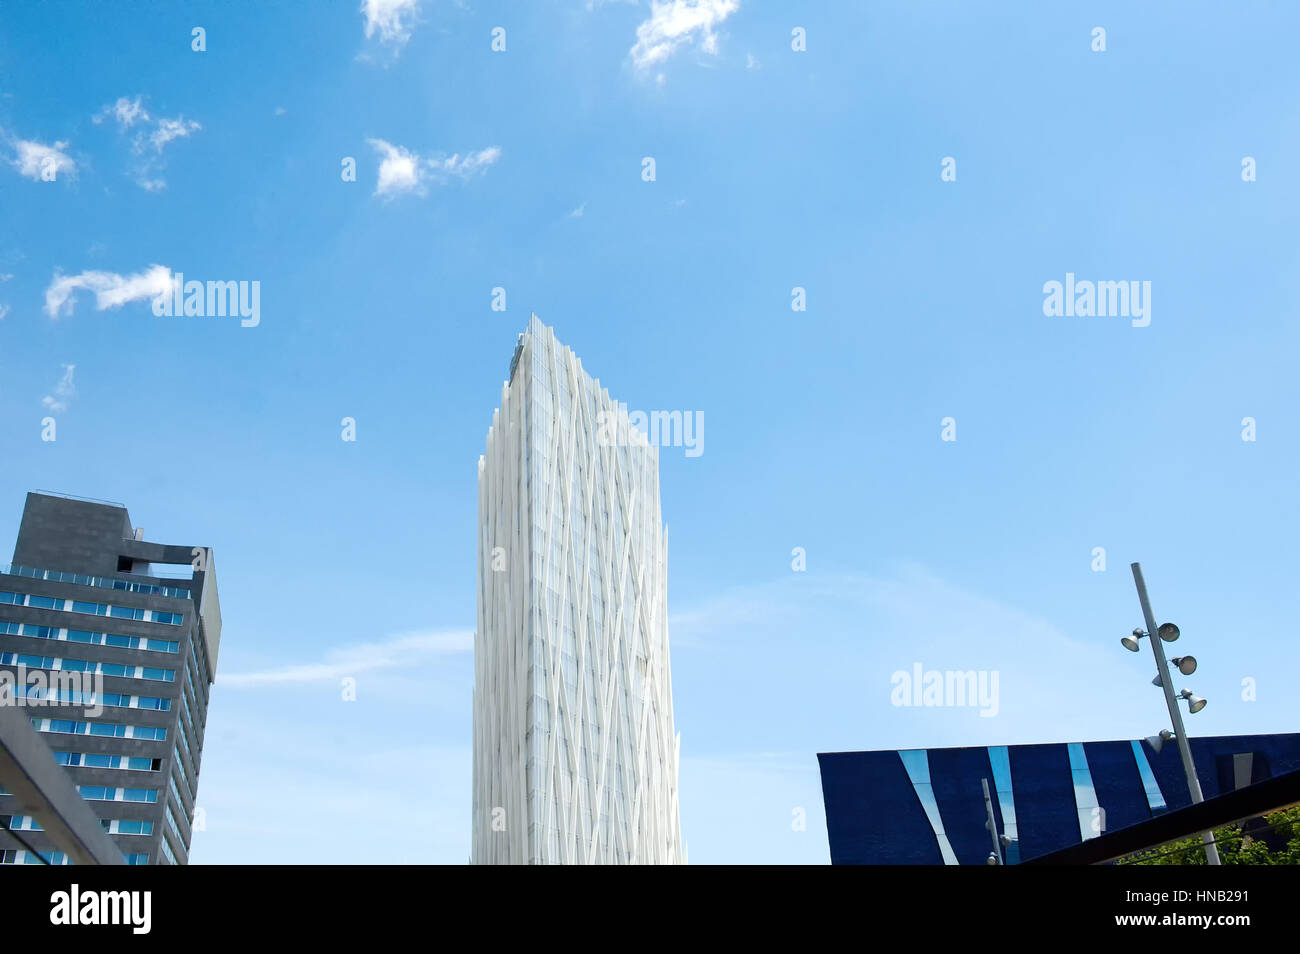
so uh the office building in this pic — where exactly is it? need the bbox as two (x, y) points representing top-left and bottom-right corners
(0, 492), (221, 865)
(473, 316), (683, 864)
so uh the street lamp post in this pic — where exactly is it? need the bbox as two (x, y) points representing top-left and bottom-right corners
(981, 777), (1003, 866)
(1130, 562), (1221, 865)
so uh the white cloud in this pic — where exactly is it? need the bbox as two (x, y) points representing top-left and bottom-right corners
(570, 201), (587, 218)
(148, 116), (201, 152)
(43, 264), (173, 318)
(361, 0), (421, 49)
(42, 364), (76, 413)
(10, 138), (76, 180)
(629, 0), (739, 71)
(95, 96), (201, 189)
(95, 96), (150, 128)
(746, 51), (759, 70)
(0, 304), (9, 321)
(369, 137), (425, 196)
(437, 146), (502, 178)
(221, 628), (472, 688)
(368, 138), (501, 199)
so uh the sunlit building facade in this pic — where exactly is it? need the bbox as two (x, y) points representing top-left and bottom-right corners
(473, 316), (683, 864)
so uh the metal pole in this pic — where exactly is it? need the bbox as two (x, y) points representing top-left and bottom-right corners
(982, 777), (1003, 865)
(1131, 562), (1221, 865)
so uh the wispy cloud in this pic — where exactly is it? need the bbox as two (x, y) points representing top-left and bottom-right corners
(44, 264), (173, 318)
(42, 364), (76, 413)
(361, 0), (422, 52)
(368, 138), (501, 199)
(629, 0), (739, 72)
(569, 201), (587, 218)
(96, 95), (201, 190)
(94, 95), (150, 129)
(221, 628), (473, 688)
(8, 136), (76, 181)
(148, 116), (201, 152)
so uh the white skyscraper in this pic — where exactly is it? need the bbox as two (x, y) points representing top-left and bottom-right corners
(473, 316), (683, 864)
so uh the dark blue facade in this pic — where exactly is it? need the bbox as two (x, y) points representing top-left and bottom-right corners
(818, 732), (1300, 864)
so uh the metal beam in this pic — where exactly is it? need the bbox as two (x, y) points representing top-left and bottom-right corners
(0, 703), (125, 865)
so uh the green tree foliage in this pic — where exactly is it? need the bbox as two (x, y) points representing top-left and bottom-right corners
(1122, 805), (1300, 865)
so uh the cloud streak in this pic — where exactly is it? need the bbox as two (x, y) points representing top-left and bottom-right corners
(368, 138), (501, 199)
(44, 264), (173, 318)
(42, 364), (76, 413)
(221, 628), (473, 688)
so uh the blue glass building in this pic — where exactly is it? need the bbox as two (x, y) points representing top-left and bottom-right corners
(818, 732), (1300, 864)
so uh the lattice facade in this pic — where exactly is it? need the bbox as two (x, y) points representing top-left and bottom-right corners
(473, 316), (683, 864)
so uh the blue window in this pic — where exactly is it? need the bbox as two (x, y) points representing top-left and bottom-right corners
(108, 819), (151, 835)
(72, 601), (105, 615)
(986, 745), (1021, 864)
(898, 749), (960, 865)
(0, 592), (21, 604)
(27, 595), (61, 609)
(1130, 740), (1169, 815)
(1068, 742), (1103, 841)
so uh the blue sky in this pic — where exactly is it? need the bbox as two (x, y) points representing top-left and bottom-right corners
(1, 1), (1298, 864)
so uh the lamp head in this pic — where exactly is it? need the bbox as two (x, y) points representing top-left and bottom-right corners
(1145, 729), (1174, 754)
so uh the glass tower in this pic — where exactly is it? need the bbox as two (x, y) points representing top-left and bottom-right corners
(473, 316), (683, 864)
